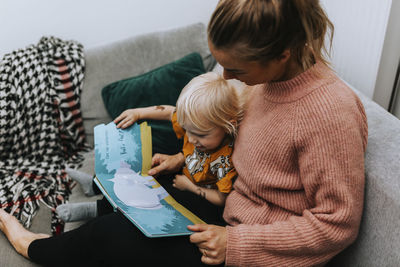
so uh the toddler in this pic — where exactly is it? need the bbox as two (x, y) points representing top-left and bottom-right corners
(57, 72), (242, 221)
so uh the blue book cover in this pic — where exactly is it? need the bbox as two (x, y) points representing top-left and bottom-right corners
(94, 121), (205, 238)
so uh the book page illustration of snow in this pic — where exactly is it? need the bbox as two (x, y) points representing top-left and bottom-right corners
(109, 161), (168, 209)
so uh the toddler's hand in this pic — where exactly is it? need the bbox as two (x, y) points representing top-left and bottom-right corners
(114, 109), (141, 128)
(172, 174), (195, 191)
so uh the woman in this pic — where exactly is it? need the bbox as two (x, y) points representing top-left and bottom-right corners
(0, 0), (367, 266)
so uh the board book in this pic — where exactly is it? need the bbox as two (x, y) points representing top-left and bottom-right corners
(93, 121), (205, 238)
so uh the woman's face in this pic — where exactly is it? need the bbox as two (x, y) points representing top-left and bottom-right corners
(209, 41), (291, 86)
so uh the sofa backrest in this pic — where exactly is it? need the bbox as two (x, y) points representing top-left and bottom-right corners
(80, 23), (214, 146)
(329, 86), (400, 266)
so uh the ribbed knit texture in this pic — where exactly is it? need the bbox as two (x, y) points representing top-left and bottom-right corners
(223, 62), (368, 267)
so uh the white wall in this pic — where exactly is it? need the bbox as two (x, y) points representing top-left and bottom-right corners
(375, 0), (400, 113)
(320, 0), (392, 99)
(0, 0), (218, 57)
(1, 0), (397, 104)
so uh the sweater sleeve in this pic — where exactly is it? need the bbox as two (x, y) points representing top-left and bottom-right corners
(171, 111), (185, 139)
(225, 95), (368, 266)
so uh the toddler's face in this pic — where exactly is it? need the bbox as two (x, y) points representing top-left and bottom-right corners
(183, 122), (226, 153)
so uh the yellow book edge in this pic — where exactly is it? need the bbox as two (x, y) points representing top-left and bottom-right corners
(139, 122), (205, 225)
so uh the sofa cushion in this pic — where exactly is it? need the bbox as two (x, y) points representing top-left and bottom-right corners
(101, 52), (206, 155)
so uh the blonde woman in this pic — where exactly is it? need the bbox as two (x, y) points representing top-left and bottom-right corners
(0, 1), (367, 266)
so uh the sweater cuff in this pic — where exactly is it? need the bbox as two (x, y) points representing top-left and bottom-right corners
(226, 225), (242, 266)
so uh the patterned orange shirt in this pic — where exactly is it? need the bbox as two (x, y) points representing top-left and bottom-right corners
(171, 112), (237, 193)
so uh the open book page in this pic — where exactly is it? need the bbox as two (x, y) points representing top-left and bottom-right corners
(94, 121), (204, 237)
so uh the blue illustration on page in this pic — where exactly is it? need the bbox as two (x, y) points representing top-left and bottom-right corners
(94, 122), (197, 237)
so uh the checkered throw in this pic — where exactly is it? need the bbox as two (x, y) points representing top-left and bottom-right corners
(0, 36), (87, 235)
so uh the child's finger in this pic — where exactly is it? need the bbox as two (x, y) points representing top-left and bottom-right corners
(116, 119), (126, 128)
(114, 113), (125, 122)
(121, 120), (132, 129)
(114, 115), (126, 126)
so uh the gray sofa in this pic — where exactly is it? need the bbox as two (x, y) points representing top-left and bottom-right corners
(1, 23), (399, 267)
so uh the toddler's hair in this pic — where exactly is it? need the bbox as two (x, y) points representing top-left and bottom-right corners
(176, 72), (242, 137)
(208, 0), (334, 69)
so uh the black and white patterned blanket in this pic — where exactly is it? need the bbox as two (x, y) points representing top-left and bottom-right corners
(0, 37), (87, 234)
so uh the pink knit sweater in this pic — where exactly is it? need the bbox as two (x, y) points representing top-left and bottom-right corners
(224, 62), (368, 267)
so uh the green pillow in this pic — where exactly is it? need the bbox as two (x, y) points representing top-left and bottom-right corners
(102, 52), (206, 155)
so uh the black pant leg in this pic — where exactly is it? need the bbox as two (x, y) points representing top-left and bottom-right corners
(28, 216), (99, 267)
(96, 197), (114, 216)
(28, 212), (224, 267)
(28, 174), (227, 266)
(92, 177), (102, 195)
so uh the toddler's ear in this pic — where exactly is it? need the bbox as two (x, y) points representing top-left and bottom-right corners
(229, 119), (238, 134)
(230, 119), (237, 126)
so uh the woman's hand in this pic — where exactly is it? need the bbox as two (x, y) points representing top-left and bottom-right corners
(148, 152), (185, 176)
(172, 174), (196, 191)
(114, 109), (141, 129)
(188, 224), (227, 265)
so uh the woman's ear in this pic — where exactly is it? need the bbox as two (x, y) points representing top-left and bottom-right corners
(277, 49), (291, 63)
